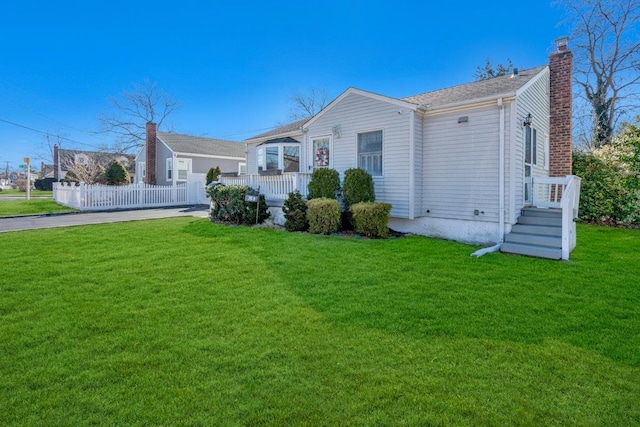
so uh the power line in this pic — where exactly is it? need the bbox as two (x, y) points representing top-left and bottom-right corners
(0, 117), (104, 150)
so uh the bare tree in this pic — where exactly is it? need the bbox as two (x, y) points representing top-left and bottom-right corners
(288, 88), (330, 121)
(474, 58), (515, 80)
(100, 78), (180, 152)
(61, 153), (107, 184)
(557, 0), (640, 148)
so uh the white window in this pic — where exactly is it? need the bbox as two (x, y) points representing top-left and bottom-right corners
(176, 159), (191, 181)
(358, 130), (383, 176)
(313, 137), (330, 169)
(75, 154), (88, 165)
(544, 134), (550, 169)
(138, 162), (146, 183)
(166, 158), (173, 181)
(239, 163), (247, 175)
(257, 143), (300, 172)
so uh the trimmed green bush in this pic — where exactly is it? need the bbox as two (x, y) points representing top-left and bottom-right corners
(207, 184), (269, 225)
(283, 190), (308, 231)
(105, 161), (130, 185)
(307, 198), (341, 235)
(307, 168), (340, 200)
(573, 151), (623, 224)
(350, 202), (392, 238)
(206, 166), (221, 185)
(342, 168), (375, 209)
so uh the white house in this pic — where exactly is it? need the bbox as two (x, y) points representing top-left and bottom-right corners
(227, 39), (579, 260)
(137, 123), (246, 185)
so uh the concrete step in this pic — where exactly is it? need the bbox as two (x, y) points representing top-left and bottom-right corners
(500, 242), (562, 260)
(511, 223), (562, 236)
(521, 207), (562, 218)
(517, 215), (562, 226)
(504, 232), (561, 247)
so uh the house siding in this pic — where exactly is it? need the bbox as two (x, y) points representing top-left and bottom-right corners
(188, 156), (243, 176)
(306, 92), (413, 218)
(516, 68), (551, 205)
(156, 141), (173, 186)
(422, 104), (502, 222)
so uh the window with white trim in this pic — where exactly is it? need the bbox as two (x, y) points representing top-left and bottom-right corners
(525, 126), (538, 166)
(313, 137), (330, 169)
(358, 130), (383, 176)
(257, 144), (300, 172)
(239, 163), (246, 175)
(166, 158), (173, 181)
(176, 159), (191, 181)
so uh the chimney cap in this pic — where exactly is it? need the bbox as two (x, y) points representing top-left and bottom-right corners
(555, 37), (569, 52)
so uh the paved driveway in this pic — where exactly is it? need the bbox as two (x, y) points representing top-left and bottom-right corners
(0, 206), (210, 233)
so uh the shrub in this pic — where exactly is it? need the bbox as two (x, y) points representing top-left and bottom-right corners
(573, 151), (623, 223)
(307, 198), (341, 235)
(16, 179), (29, 192)
(283, 190), (308, 231)
(342, 168), (375, 209)
(307, 168), (340, 200)
(350, 202), (392, 238)
(105, 161), (130, 185)
(206, 166), (221, 185)
(207, 184), (269, 225)
(34, 178), (57, 191)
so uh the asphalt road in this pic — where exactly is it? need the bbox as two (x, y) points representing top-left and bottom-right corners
(0, 206), (210, 233)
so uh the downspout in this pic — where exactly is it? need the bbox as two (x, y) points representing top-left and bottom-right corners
(471, 98), (505, 257)
(408, 110), (415, 220)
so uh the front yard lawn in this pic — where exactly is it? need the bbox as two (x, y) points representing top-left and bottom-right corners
(0, 199), (76, 217)
(0, 220), (638, 425)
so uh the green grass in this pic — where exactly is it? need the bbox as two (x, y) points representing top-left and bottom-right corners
(0, 221), (638, 425)
(0, 189), (53, 197)
(0, 199), (76, 216)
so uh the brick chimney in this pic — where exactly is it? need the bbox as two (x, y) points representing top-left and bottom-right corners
(549, 37), (573, 177)
(53, 144), (59, 180)
(145, 122), (157, 184)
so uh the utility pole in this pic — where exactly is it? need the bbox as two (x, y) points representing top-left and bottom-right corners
(24, 157), (30, 200)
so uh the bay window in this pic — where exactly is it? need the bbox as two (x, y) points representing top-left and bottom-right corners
(257, 139), (300, 173)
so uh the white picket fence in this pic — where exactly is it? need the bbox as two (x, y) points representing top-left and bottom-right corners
(54, 178), (208, 211)
(220, 173), (312, 201)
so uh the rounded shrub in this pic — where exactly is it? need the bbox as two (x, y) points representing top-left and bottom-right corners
(350, 202), (392, 238)
(306, 198), (341, 235)
(283, 190), (308, 231)
(342, 168), (375, 209)
(307, 168), (340, 200)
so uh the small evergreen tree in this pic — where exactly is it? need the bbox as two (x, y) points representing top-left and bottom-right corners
(342, 168), (375, 210)
(283, 190), (308, 231)
(206, 166), (222, 184)
(105, 161), (130, 185)
(307, 168), (340, 200)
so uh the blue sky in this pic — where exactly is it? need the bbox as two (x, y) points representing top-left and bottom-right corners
(0, 0), (567, 170)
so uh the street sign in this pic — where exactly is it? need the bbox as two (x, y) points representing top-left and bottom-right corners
(19, 164), (27, 170)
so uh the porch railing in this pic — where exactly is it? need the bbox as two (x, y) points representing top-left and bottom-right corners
(532, 175), (582, 260)
(220, 173), (312, 201)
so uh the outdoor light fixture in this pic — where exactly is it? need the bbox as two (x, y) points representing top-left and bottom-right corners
(523, 113), (533, 127)
(458, 116), (468, 124)
(332, 125), (341, 138)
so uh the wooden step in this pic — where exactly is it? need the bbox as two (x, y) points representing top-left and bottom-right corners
(510, 223), (561, 236)
(504, 232), (561, 247)
(500, 242), (562, 260)
(521, 207), (562, 218)
(517, 215), (562, 226)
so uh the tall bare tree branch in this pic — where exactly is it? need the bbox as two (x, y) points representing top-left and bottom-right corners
(288, 88), (329, 121)
(100, 78), (180, 152)
(557, 0), (640, 148)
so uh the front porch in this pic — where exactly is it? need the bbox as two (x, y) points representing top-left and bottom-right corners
(219, 173), (312, 205)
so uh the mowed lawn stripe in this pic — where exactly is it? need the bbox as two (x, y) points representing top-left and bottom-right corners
(0, 219), (638, 425)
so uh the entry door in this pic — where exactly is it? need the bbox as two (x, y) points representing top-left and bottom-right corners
(524, 126), (536, 205)
(312, 137), (331, 170)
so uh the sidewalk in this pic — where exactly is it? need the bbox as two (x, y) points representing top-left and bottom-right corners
(0, 206), (210, 233)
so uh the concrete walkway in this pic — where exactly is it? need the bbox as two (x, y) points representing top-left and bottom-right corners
(0, 206), (210, 233)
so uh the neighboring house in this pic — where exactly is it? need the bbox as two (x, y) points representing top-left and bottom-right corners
(237, 38), (578, 259)
(53, 146), (136, 182)
(137, 123), (246, 185)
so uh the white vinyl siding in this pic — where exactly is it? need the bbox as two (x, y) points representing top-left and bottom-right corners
(422, 105), (501, 222)
(305, 92), (413, 218)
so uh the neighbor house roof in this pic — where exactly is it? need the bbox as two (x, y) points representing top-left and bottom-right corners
(402, 65), (547, 109)
(157, 132), (245, 159)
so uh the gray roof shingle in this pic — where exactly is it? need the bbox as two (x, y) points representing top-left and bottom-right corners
(157, 132), (245, 158)
(402, 66), (547, 109)
(246, 118), (309, 141)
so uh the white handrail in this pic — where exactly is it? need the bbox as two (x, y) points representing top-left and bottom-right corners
(220, 173), (312, 200)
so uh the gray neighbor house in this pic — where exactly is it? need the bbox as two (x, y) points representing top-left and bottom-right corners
(136, 122), (246, 186)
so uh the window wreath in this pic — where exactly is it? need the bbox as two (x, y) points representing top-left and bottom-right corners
(315, 148), (329, 167)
